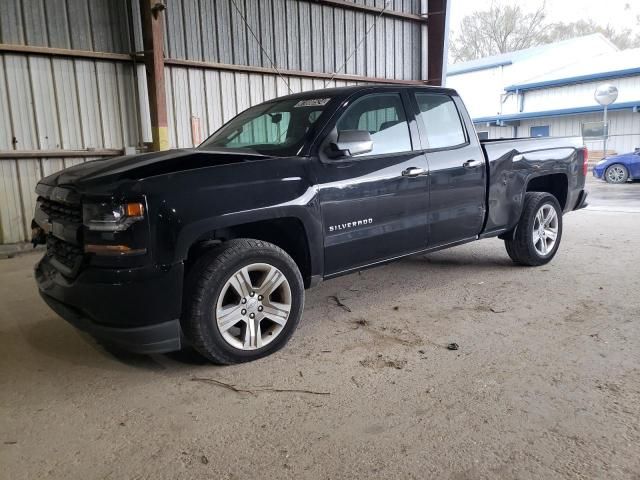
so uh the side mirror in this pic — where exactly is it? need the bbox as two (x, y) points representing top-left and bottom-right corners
(328, 130), (373, 158)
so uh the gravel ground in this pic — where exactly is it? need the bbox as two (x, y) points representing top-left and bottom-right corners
(1, 177), (639, 479)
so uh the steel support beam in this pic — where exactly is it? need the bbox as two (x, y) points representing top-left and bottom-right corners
(0, 149), (123, 159)
(164, 58), (424, 85)
(0, 43), (134, 62)
(139, 0), (169, 151)
(0, 43), (422, 86)
(426, 0), (450, 86)
(310, 0), (428, 23)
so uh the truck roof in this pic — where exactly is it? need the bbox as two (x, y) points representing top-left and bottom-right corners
(265, 84), (458, 103)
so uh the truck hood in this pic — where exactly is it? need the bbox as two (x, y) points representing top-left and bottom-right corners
(39, 148), (272, 188)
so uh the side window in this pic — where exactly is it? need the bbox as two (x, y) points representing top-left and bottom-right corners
(336, 93), (412, 156)
(415, 93), (466, 149)
(476, 131), (489, 140)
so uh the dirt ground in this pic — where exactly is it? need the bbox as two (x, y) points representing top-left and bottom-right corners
(1, 177), (639, 480)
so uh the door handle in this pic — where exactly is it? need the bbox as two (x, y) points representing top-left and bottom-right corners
(402, 167), (427, 177)
(463, 159), (483, 168)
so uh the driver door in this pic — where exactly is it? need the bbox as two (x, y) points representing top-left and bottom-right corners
(314, 91), (430, 277)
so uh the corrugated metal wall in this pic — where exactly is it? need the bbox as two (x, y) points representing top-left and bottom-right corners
(0, 0), (146, 244)
(161, 0), (423, 148)
(0, 0), (427, 244)
(520, 112), (640, 154)
(520, 76), (640, 112)
(162, 0), (422, 79)
(476, 110), (640, 157)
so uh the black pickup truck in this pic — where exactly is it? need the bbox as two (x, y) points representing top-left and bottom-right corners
(33, 85), (588, 363)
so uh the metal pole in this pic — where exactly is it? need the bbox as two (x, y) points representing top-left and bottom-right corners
(420, 0), (428, 81)
(426, 0), (449, 86)
(140, 0), (169, 151)
(603, 105), (608, 156)
(126, 0), (143, 149)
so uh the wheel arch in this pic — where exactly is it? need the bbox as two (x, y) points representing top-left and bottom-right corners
(525, 173), (569, 211)
(496, 173), (568, 240)
(183, 216), (319, 288)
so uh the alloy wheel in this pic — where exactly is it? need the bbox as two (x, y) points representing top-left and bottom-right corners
(215, 263), (292, 350)
(532, 204), (558, 256)
(606, 165), (627, 183)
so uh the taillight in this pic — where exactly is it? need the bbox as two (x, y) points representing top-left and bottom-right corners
(582, 147), (589, 175)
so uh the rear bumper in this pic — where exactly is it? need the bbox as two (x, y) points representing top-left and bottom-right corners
(35, 256), (184, 354)
(574, 190), (589, 210)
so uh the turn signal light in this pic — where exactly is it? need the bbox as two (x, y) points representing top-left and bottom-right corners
(125, 202), (145, 218)
(583, 147), (589, 175)
(84, 244), (147, 256)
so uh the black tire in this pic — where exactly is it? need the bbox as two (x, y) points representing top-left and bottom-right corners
(182, 239), (304, 364)
(504, 192), (563, 266)
(604, 164), (629, 184)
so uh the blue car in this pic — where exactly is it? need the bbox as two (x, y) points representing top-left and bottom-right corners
(593, 149), (640, 183)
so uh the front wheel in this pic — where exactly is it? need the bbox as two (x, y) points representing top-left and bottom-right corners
(605, 164), (629, 184)
(182, 239), (304, 364)
(504, 192), (563, 266)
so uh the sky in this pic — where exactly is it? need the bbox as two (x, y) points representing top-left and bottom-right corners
(449, 0), (640, 33)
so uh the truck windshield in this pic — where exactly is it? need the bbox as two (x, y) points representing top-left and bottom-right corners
(198, 96), (333, 156)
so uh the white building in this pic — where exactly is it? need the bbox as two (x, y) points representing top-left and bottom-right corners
(446, 34), (640, 156)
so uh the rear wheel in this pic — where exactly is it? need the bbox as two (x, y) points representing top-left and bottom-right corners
(605, 164), (628, 184)
(182, 239), (304, 364)
(504, 192), (563, 266)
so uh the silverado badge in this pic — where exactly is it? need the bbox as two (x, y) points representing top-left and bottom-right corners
(328, 218), (373, 232)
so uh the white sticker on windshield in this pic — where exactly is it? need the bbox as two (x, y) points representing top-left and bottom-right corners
(294, 98), (331, 108)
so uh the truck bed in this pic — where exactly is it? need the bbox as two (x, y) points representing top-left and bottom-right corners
(480, 136), (587, 236)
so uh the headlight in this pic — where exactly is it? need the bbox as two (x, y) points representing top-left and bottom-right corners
(83, 201), (145, 231)
(596, 159), (607, 166)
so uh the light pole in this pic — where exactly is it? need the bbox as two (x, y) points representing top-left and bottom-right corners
(594, 84), (619, 157)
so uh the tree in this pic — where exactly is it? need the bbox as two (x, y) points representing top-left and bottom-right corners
(450, 2), (640, 63)
(449, 3), (549, 63)
(543, 20), (640, 50)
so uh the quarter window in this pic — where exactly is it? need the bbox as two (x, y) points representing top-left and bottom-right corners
(336, 93), (412, 156)
(415, 93), (466, 149)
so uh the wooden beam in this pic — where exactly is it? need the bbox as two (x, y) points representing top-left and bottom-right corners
(139, 0), (169, 151)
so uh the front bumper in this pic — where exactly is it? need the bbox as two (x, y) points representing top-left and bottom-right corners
(36, 256), (184, 354)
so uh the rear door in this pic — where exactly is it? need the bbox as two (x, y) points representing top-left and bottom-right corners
(315, 90), (430, 276)
(412, 91), (486, 247)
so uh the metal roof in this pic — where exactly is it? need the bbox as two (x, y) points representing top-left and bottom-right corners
(505, 48), (640, 92)
(447, 33), (616, 76)
(268, 84), (457, 101)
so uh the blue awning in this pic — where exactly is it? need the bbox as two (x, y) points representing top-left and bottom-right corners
(473, 101), (640, 124)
